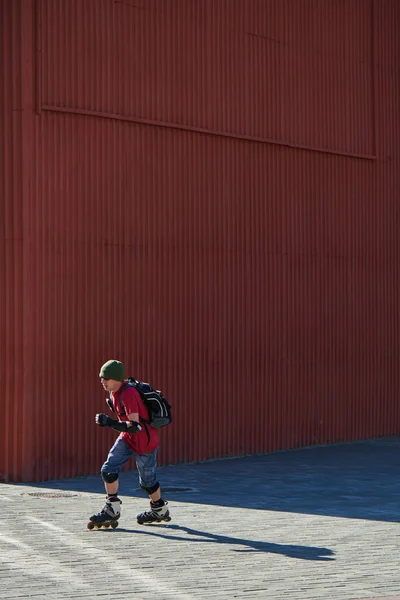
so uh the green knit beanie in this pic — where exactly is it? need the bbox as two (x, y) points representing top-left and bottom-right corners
(99, 359), (125, 381)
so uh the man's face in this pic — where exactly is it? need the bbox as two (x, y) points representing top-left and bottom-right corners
(100, 378), (121, 393)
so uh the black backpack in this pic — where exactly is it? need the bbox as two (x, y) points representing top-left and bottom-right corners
(126, 377), (172, 429)
(108, 378), (172, 434)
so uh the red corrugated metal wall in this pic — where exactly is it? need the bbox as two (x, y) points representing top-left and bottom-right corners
(1, 0), (399, 482)
(1, 0), (36, 481)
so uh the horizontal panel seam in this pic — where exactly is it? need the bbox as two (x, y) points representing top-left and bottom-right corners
(40, 105), (378, 161)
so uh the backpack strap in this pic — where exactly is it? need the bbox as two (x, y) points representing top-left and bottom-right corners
(118, 381), (151, 445)
(115, 382), (131, 415)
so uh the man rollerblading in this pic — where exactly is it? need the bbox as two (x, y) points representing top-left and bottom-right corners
(89, 360), (171, 530)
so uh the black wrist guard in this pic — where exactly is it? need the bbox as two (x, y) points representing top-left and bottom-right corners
(107, 419), (142, 434)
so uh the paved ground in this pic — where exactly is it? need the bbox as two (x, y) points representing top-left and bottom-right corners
(0, 437), (399, 600)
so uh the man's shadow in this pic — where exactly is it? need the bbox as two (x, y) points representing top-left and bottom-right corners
(118, 524), (335, 561)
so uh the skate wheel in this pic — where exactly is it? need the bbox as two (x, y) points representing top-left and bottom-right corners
(95, 524), (100, 529)
(164, 517), (171, 522)
(111, 521), (118, 529)
(103, 523), (110, 528)
(87, 522), (95, 530)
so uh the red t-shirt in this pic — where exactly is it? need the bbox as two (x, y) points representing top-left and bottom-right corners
(111, 383), (159, 454)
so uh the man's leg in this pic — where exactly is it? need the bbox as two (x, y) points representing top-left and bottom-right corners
(88, 437), (133, 525)
(135, 449), (171, 524)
